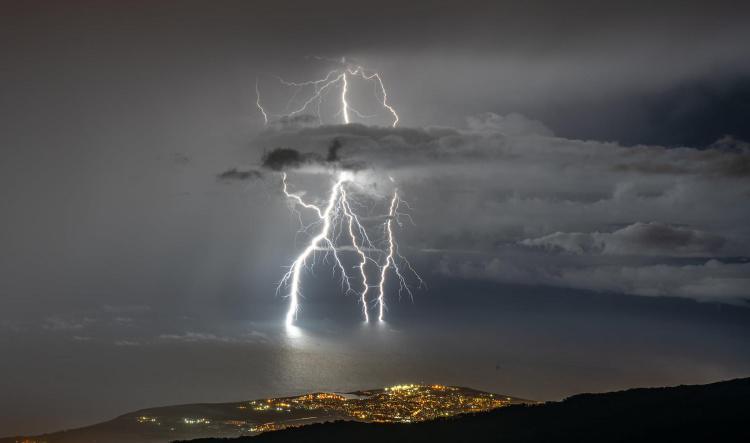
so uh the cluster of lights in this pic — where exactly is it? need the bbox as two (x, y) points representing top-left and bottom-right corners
(133, 385), (524, 437)
(386, 384), (422, 391)
(183, 418), (211, 425)
(242, 384), (514, 424)
(250, 422), (282, 433)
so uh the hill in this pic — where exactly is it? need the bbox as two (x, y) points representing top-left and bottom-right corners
(184, 377), (750, 443)
(0, 384), (528, 443)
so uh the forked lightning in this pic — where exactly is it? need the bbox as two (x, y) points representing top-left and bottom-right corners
(262, 60), (419, 325)
(256, 61), (399, 127)
(278, 172), (421, 325)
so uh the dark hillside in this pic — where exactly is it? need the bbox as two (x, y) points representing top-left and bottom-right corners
(184, 377), (750, 443)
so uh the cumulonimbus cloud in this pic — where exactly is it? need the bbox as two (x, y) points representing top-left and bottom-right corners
(519, 222), (726, 257)
(251, 112), (750, 303)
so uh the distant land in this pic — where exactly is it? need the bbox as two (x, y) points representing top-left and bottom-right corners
(186, 377), (750, 443)
(5, 378), (748, 443)
(0, 384), (530, 443)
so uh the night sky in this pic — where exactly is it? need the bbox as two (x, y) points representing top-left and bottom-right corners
(2, 1), (750, 436)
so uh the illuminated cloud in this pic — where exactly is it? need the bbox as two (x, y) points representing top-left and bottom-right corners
(251, 112), (750, 303)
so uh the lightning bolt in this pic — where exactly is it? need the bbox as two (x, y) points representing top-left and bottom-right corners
(265, 60), (418, 326)
(346, 66), (399, 128)
(376, 191), (414, 321)
(278, 172), (422, 325)
(255, 77), (268, 126)
(341, 188), (373, 322)
(256, 60), (399, 127)
(278, 172), (348, 326)
(340, 71), (350, 124)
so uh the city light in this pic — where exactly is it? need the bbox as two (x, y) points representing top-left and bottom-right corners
(133, 384), (528, 436)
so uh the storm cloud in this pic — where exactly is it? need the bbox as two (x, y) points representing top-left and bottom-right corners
(3, 1), (750, 435)
(520, 222), (727, 257)
(440, 256), (750, 303)
(255, 113), (750, 303)
(217, 168), (263, 181)
(259, 138), (348, 171)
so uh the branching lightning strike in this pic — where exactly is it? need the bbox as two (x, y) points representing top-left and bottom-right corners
(278, 172), (421, 325)
(263, 59), (419, 325)
(341, 188), (373, 323)
(256, 60), (399, 127)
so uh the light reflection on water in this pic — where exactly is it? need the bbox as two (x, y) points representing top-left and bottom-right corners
(284, 322), (304, 340)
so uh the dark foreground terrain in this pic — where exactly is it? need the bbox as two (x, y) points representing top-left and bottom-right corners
(186, 377), (750, 443)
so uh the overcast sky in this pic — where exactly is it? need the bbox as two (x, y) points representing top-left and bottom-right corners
(1, 1), (749, 437)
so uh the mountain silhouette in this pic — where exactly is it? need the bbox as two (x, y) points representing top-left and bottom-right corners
(184, 377), (750, 443)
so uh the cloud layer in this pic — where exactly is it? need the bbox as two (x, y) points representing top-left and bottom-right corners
(252, 113), (750, 303)
(520, 222), (726, 257)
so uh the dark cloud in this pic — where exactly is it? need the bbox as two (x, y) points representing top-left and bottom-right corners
(271, 115), (320, 131)
(217, 168), (263, 181)
(520, 222), (726, 257)
(258, 113), (750, 303)
(258, 113), (750, 180)
(440, 256), (750, 304)
(466, 112), (553, 137)
(261, 148), (312, 171)
(326, 138), (343, 162)
(260, 138), (347, 171)
(5, 1), (750, 145)
(612, 139), (750, 177)
(611, 162), (689, 175)
(709, 136), (750, 177)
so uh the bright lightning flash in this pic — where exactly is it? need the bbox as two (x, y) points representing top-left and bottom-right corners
(256, 61), (399, 127)
(262, 60), (417, 325)
(278, 172), (421, 325)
